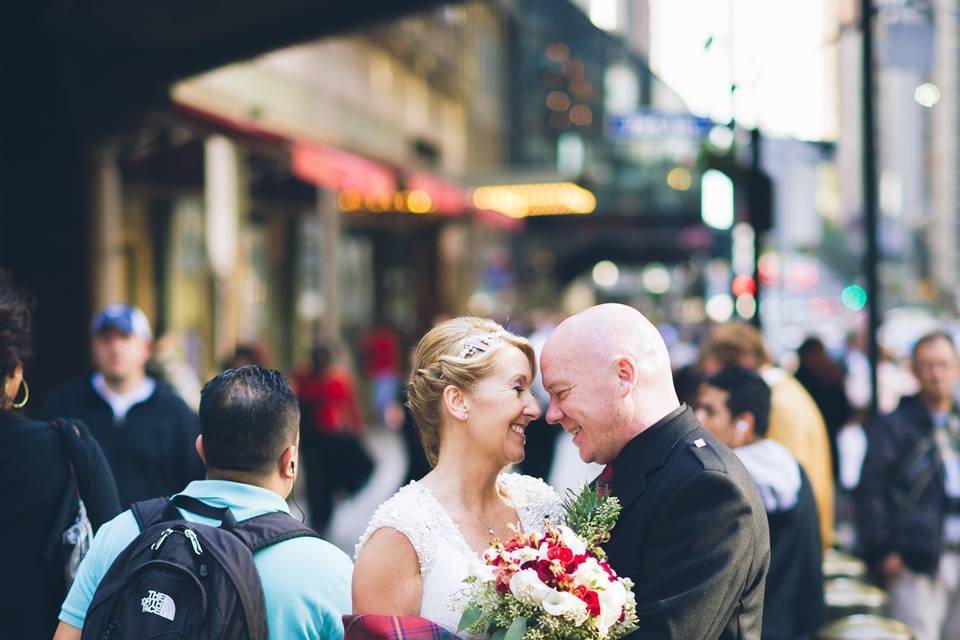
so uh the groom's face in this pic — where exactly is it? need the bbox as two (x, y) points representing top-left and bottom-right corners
(541, 346), (621, 464)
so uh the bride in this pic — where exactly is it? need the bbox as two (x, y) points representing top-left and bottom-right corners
(353, 317), (564, 631)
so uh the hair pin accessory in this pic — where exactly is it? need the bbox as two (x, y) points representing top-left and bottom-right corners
(457, 330), (506, 359)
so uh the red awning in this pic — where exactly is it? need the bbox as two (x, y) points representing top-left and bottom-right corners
(404, 171), (467, 216)
(291, 141), (396, 197)
(172, 103), (520, 230)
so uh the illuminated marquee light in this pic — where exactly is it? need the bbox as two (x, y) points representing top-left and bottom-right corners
(406, 189), (433, 214)
(471, 183), (597, 219)
(336, 190), (435, 214)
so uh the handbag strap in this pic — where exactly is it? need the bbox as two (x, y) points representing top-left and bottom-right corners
(41, 419), (87, 564)
(53, 418), (83, 500)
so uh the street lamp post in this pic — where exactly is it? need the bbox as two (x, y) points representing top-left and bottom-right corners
(862, 0), (881, 421)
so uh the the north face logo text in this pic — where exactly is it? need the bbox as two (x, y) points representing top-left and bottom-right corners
(141, 590), (176, 621)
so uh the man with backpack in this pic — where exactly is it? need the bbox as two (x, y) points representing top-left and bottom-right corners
(54, 365), (353, 639)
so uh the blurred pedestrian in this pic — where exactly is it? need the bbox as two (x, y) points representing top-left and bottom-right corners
(697, 366), (824, 640)
(150, 329), (202, 411)
(363, 325), (402, 423)
(383, 348), (430, 484)
(702, 322), (835, 548)
(673, 362), (703, 408)
(41, 304), (203, 507)
(857, 331), (960, 640)
(0, 271), (120, 640)
(293, 343), (370, 534)
(221, 342), (267, 371)
(845, 331), (919, 416)
(795, 336), (852, 478)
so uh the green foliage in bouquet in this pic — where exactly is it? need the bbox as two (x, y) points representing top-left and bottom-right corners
(456, 484), (637, 640)
(562, 485), (622, 554)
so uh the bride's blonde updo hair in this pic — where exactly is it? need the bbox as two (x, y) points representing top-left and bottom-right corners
(407, 316), (536, 467)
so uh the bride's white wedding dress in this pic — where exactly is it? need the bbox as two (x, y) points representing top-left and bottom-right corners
(356, 473), (564, 632)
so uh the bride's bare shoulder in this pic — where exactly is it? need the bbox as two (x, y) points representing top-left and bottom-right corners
(352, 527), (421, 615)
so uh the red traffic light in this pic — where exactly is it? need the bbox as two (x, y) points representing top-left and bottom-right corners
(731, 275), (757, 297)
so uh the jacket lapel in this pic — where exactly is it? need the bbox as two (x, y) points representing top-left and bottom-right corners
(610, 405), (700, 510)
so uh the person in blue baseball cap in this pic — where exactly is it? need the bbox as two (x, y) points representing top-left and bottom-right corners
(41, 304), (204, 507)
(90, 303), (153, 341)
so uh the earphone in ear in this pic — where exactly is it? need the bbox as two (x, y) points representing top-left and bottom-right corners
(289, 461), (296, 475)
(735, 421), (749, 438)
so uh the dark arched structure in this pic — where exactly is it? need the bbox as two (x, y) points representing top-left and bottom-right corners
(0, 1), (448, 400)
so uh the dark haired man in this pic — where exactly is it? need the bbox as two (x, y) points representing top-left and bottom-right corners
(857, 331), (960, 640)
(54, 366), (353, 640)
(697, 366), (824, 640)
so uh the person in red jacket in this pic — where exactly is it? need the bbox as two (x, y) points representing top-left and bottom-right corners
(293, 343), (369, 534)
(363, 326), (402, 424)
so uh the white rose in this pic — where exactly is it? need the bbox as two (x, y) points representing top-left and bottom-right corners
(595, 579), (628, 637)
(508, 569), (553, 606)
(542, 590), (589, 623)
(513, 546), (541, 564)
(558, 526), (587, 556)
(467, 558), (495, 583)
(572, 558), (608, 588)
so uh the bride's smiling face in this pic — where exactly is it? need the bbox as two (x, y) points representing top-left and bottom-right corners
(462, 345), (541, 466)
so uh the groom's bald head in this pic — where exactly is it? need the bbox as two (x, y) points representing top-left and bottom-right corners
(550, 304), (672, 380)
(541, 304), (679, 463)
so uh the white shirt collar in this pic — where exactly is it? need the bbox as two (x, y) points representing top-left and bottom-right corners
(92, 373), (156, 424)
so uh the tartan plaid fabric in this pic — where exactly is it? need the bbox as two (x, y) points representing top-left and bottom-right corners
(598, 463), (616, 496)
(342, 614), (463, 640)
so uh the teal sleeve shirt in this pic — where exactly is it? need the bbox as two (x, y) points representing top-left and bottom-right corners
(60, 480), (353, 639)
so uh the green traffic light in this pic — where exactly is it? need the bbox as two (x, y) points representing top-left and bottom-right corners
(841, 285), (868, 310)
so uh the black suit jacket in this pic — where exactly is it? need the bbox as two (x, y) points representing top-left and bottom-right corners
(601, 406), (770, 640)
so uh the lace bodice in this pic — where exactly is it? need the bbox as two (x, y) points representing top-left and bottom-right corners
(356, 473), (564, 632)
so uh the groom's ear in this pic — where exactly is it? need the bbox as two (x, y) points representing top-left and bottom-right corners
(442, 384), (470, 422)
(614, 356), (638, 395)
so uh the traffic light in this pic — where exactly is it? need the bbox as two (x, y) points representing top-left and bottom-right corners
(745, 167), (773, 233)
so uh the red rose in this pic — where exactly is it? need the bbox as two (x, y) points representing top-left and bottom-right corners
(548, 545), (574, 564)
(536, 559), (554, 584)
(580, 589), (601, 617)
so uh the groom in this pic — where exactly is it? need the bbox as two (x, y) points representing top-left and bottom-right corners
(541, 304), (770, 639)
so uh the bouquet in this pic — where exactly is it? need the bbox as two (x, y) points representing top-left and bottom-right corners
(458, 486), (638, 640)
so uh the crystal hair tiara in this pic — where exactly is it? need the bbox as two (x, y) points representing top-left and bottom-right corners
(457, 329), (507, 359)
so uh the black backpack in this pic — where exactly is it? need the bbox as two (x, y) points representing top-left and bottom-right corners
(80, 494), (320, 639)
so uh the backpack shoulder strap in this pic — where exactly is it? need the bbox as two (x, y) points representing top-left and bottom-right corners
(130, 497), (181, 531)
(230, 512), (322, 553)
(170, 494), (239, 528)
